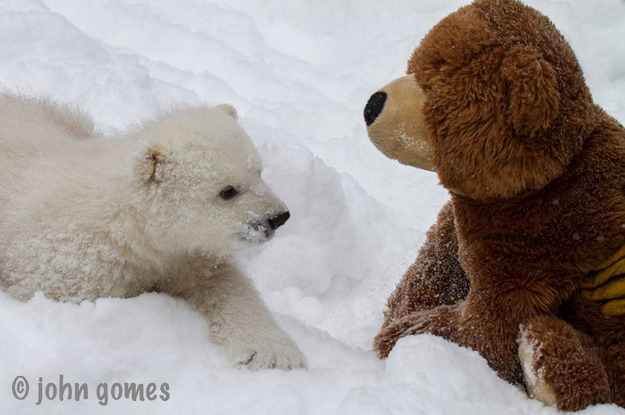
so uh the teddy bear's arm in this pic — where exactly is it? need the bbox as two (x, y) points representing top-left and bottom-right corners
(383, 201), (469, 322)
(375, 201), (469, 357)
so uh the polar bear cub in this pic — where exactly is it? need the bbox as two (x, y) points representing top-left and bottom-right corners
(0, 94), (306, 370)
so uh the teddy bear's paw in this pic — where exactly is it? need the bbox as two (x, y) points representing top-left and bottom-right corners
(518, 321), (611, 411)
(374, 312), (430, 358)
(226, 335), (307, 371)
(375, 305), (460, 358)
(374, 321), (407, 358)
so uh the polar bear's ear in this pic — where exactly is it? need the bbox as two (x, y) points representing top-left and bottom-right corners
(215, 104), (238, 119)
(133, 141), (165, 183)
(501, 46), (560, 138)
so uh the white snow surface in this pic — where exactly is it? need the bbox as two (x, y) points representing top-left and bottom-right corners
(1, 0), (625, 414)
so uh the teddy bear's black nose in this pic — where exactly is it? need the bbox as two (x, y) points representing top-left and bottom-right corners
(364, 91), (387, 126)
(268, 211), (290, 230)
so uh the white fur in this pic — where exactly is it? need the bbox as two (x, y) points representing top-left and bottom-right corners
(0, 95), (306, 370)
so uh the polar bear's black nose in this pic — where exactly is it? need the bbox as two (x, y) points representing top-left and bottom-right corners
(268, 211), (290, 230)
(364, 91), (387, 126)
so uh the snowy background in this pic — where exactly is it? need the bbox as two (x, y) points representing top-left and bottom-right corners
(1, 0), (625, 414)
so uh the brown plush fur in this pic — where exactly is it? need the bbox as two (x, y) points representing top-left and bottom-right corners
(373, 0), (625, 410)
(520, 314), (611, 410)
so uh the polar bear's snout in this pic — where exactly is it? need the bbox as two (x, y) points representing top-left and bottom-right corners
(268, 210), (290, 230)
(241, 210), (291, 243)
(241, 210), (290, 243)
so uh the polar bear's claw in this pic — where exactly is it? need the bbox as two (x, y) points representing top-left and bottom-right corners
(230, 338), (307, 371)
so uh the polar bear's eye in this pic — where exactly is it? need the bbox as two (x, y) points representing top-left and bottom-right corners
(219, 186), (239, 200)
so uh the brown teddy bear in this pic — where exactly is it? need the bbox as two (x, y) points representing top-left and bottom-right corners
(364, 0), (625, 411)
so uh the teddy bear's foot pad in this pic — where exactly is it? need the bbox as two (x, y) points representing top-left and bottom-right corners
(518, 331), (558, 407)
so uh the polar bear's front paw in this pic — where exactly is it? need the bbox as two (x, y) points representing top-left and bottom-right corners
(227, 336), (307, 371)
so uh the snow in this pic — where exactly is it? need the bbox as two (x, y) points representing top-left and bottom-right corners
(1, 0), (624, 414)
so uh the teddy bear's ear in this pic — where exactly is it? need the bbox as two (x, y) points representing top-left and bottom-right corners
(501, 46), (560, 137)
(133, 140), (165, 183)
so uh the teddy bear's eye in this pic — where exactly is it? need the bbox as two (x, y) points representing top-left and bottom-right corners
(219, 186), (238, 200)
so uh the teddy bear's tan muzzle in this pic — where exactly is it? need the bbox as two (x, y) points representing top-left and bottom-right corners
(364, 75), (435, 171)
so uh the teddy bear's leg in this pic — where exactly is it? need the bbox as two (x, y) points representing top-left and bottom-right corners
(519, 315), (610, 411)
(375, 201), (469, 357)
(603, 342), (625, 407)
